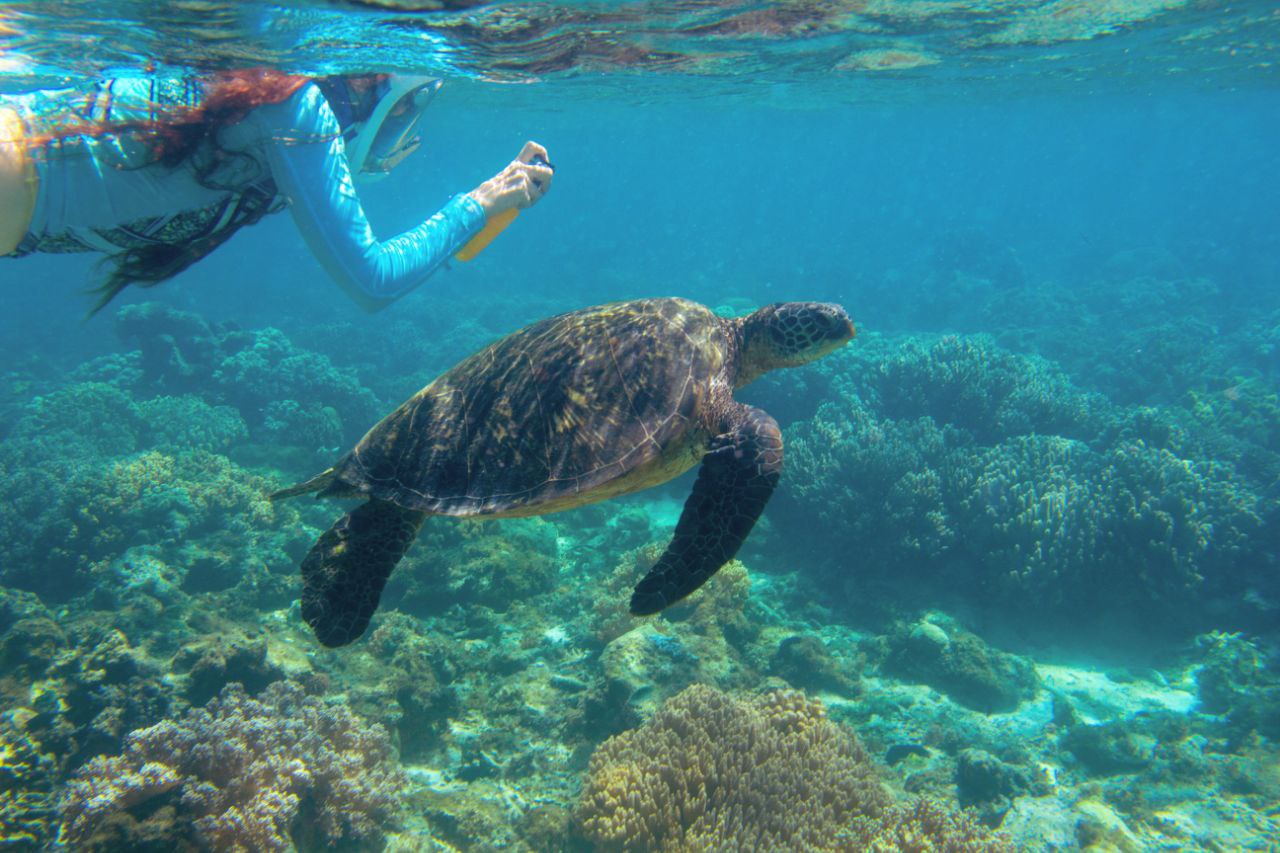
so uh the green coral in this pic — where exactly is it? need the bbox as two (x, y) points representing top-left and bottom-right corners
(961, 436), (1265, 617)
(0, 379), (316, 601)
(114, 302), (382, 451)
(779, 332), (1275, 637)
(137, 395), (248, 452)
(870, 334), (1100, 444)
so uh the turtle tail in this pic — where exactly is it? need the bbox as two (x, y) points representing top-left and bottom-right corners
(270, 467), (336, 501)
(300, 499), (427, 647)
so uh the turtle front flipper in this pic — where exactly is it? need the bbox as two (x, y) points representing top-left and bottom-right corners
(301, 499), (427, 647)
(630, 404), (782, 615)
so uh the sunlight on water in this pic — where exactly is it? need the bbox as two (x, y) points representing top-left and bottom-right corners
(0, 0), (1276, 95)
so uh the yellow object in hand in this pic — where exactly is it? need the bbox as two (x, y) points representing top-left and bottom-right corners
(456, 208), (519, 262)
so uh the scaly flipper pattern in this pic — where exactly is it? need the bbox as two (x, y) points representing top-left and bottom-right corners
(300, 499), (427, 647)
(630, 404), (782, 615)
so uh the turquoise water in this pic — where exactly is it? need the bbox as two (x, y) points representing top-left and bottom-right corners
(1, 2), (1278, 850)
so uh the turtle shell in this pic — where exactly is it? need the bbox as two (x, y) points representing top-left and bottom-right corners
(330, 298), (731, 516)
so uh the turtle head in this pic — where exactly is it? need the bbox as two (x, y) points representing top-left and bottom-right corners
(737, 302), (855, 385)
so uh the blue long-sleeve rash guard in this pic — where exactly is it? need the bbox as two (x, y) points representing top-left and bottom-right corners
(15, 80), (487, 308)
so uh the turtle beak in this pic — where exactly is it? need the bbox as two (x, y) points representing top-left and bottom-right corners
(823, 303), (856, 343)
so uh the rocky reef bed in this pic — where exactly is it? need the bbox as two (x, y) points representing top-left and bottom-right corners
(0, 282), (1276, 850)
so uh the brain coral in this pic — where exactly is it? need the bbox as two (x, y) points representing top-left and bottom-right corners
(576, 684), (1007, 851)
(60, 681), (404, 852)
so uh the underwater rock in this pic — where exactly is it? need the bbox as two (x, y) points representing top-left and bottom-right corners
(954, 748), (1029, 825)
(599, 623), (693, 722)
(0, 588), (50, 636)
(0, 617), (67, 680)
(385, 518), (560, 617)
(362, 614), (459, 761)
(997, 795), (1078, 850)
(1063, 721), (1155, 775)
(29, 627), (173, 772)
(882, 616), (1039, 713)
(1193, 632), (1280, 743)
(1075, 798), (1142, 852)
(172, 635), (283, 706)
(768, 634), (860, 695)
(885, 743), (931, 766)
(60, 680), (405, 852)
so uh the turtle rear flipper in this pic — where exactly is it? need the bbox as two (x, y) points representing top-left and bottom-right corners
(270, 467), (336, 501)
(630, 404), (782, 615)
(301, 499), (427, 647)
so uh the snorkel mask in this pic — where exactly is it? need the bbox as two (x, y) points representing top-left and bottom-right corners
(329, 74), (441, 181)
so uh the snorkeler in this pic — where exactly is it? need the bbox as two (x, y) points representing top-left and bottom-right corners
(0, 70), (553, 312)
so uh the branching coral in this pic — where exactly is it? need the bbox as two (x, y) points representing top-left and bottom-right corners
(60, 681), (405, 852)
(779, 332), (1274, 636)
(115, 301), (382, 448)
(960, 435), (1265, 617)
(858, 334), (1101, 445)
(0, 716), (58, 851)
(576, 684), (1007, 851)
(0, 379), (315, 601)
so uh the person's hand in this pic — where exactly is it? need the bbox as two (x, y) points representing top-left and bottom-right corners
(467, 141), (553, 219)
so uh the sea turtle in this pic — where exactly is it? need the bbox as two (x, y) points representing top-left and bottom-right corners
(273, 297), (855, 647)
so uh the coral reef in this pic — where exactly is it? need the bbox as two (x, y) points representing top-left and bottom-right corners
(0, 378), (317, 603)
(60, 681), (405, 851)
(0, 715), (58, 851)
(778, 332), (1277, 638)
(384, 518), (561, 616)
(1193, 632), (1280, 744)
(575, 683), (1007, 851)
(114, 302), (382, 452)
(0, 271), (1275, 851)
(33, 626), (174, 773)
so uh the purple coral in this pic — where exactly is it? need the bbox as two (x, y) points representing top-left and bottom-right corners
(60, 681), (404, 851)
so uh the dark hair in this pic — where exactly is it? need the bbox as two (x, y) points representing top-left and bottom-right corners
(89, 184), (285, 314)
(60, 70), (311, 314)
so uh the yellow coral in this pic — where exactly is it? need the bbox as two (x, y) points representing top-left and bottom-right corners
(577, 684), (1010, 852)
(576, 684), (887, 851)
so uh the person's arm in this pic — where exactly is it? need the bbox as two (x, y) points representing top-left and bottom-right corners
(256, 84), (486, 311)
